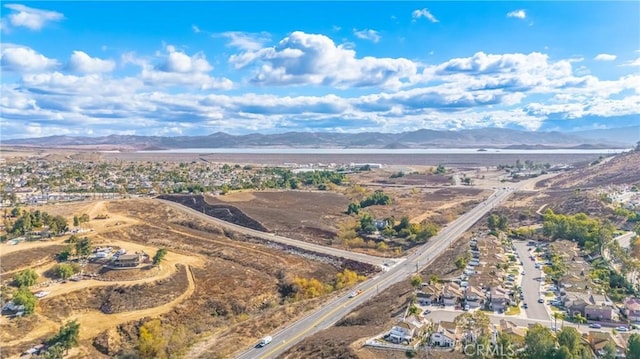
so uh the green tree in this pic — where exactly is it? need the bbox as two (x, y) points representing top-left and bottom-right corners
(627, 333), (640, 359)
(11, 206), (21, 217)
(524, 324), (555, 359)
(73, 215), (79, 227)
(12, 269), (38, 287)
(435, 164), (446, 174)
(53, 263), (77, 280)
(153, 248), (168, 265)
(557, 327), (581, 355)
(47, 320), (80, 354)
(13, 286), (37, 314)
(74, 237), (92, 258)
(602, 341), (617, 359)
(410, 275), (422, 290)
(346, 202), (360, 215)
(57, 246), (74, 262)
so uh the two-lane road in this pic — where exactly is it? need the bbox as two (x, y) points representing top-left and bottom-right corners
(235, 188), (516, 359)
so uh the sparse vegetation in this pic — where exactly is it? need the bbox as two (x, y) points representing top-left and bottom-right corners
(12, 268), (38, 287)
(153, 248), (168, 265)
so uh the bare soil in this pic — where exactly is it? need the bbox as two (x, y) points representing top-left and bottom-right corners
(0, 244), (65, 278)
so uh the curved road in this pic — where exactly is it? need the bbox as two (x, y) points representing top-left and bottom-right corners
(235, 187), (518, 359)
(155, 198), (396, 267)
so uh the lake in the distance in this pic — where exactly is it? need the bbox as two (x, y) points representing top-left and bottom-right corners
(135, 148), (630, 155)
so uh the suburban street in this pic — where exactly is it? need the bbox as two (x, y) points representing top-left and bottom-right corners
(234, 187), (518, 359)
(513, 241), (550, 322)
(156, 198), (395, 267)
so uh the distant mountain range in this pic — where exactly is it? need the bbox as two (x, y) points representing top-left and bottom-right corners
(3, 127), (639, 150)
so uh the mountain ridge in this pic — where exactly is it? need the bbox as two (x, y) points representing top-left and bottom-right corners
(3, 127), (637, 150)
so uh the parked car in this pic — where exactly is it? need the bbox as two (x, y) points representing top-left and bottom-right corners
(589, 323), (602, 329)
(522, 303), (528, 309)
(538, 298), (544, 303)
(616, 326), (629, 332)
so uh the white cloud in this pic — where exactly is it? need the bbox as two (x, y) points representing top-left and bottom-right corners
(68, 51), (115, 73)
(192, 25), (201, 33)
(1, 45), (59, 72)
(218, 31), (271, 51)
(507, 9), (527, 19)
(412, 8), (439, 23)
(622, 57), (640, 67)
(594, 53), (617, 61)
(229, 31), (418, 89)
(157, 48), (213, 73)
(3, 4), (63, 31)
(353, 29), (381, 43)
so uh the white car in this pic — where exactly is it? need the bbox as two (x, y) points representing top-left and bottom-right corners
(616, 326), (629, 332)
(34, 291), (50, 298)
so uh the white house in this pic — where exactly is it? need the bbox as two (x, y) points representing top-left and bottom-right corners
(430, 321), (458, 348)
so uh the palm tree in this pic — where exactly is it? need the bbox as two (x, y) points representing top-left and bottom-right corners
(554, 312), (566, 329)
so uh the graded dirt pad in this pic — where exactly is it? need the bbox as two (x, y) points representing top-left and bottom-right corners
(0, 244), (65, 277)
(205, 191), (352, 243)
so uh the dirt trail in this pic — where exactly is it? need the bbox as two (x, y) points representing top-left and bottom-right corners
(4, 265), (196, 349)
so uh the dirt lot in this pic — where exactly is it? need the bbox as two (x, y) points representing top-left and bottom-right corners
(0, 244), (65, 278)
(206, 191), (352, 243)
(1, 198), (349, 358)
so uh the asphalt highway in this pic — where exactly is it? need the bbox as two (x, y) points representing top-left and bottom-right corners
(235, 187), (517, 359)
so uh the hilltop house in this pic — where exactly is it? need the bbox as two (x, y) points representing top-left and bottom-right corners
(111, 253), (143, 268)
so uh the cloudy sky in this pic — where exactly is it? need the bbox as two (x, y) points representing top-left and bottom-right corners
(1, 2), (639, 139)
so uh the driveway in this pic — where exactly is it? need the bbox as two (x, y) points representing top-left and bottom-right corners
(513, 241), (550, 322)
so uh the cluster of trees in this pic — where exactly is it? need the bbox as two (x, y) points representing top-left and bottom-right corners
(39, 321), (80, 358)
(434, 164), (446, 174)
(286, 269), (366, 301)
(347, 190), (392, 215)
(12, 286), (37, 315)
(487, 213), (509, 231)
(52, 263), (82, 280)
(13, 268), (38, 287)
(542, 209), (613, 254)
(455, 252), (472, 270)
(590, 258), (636, 301)
(5, 208), (68, 236)
(11, 269), (39, 315)
(613, 205), (640, 223)
(72, 213), (90, 227)
(57, 235), (93, 261)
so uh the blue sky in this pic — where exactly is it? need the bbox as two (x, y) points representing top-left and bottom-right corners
(1, 1), (639, 139)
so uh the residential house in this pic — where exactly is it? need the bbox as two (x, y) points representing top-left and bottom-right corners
(623, 297), (640, 323)
(417, 283), (442, 306)
(490, 287), (510, 312)
(587, 331), (626, 359)
(585, 304), (616, 322)
(498, 319), (526, 339)
(464, 286), (486, 309)
(442, 282), (463, 306)
(430, 321), (459, 348)
(111, 253), (143, 268)
(387, 316), (426, 345)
